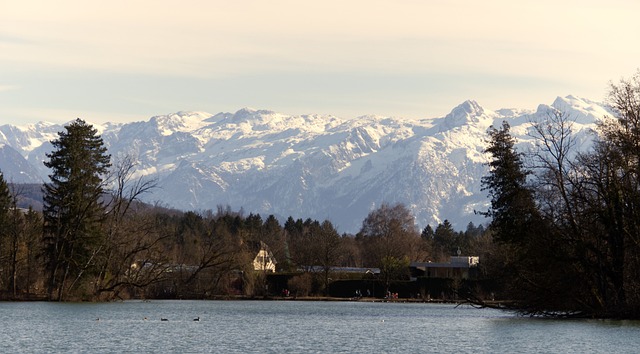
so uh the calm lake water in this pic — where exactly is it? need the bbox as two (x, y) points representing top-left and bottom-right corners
(0, 300), (638, 353)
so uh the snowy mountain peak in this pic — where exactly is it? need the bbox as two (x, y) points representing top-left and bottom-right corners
(149, 111), (211, 136)
(230, 108), (277, 121)
(551, 96), (613, 124)
(531, 96), (613, 126)
(211, 108), (303, 134)
(442, 100), (486, 129)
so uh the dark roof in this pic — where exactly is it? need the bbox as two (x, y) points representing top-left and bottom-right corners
(300, 266), (380, 274)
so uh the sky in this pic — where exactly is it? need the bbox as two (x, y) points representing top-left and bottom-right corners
(1, 0), (640, 126)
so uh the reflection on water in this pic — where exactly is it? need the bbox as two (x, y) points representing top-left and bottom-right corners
(0, 300), (638, 353)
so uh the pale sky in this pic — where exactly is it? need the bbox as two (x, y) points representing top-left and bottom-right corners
(1, 0), (639, 125)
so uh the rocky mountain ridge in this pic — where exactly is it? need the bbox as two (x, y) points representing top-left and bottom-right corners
(0, 96), (612, 233)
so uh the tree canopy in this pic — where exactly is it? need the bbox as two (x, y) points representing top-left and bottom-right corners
(479, 71), (640, 318)
(42, 118), (111, 300)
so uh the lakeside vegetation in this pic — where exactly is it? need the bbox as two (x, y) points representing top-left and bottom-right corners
(479, 72), (640, 318)
(0, 163), (490, 302)
(1, 72), (640, 319)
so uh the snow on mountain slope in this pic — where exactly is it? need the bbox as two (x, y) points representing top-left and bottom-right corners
(0, 121), (60, 156)
(0, 144), (42, 184)
(0, 97), (614, 233)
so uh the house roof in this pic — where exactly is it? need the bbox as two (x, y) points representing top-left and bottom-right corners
(301, 266), (381, 274)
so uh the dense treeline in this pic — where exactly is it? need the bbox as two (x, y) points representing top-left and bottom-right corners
(0, 119), (489, 301)
(480, 71), (640, 318)
(0, 179), (488, 301)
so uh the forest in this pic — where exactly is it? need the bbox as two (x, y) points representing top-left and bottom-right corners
(1, 72), (640, 320)
(0, 163), (488, 302)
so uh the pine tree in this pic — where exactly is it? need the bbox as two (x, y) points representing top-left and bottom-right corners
(433, 220), (457, 258)
(481, 121), (539, 244)
(0, 170), (11, 227)
(42, 118), (111, 301)
(480, 121), (586, 315)
(420, 225), (434, 241)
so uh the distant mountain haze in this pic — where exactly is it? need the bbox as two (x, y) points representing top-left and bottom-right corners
(0, 96), (611, 233)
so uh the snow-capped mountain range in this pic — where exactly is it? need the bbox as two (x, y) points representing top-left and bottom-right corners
(0, 96), (612, 233)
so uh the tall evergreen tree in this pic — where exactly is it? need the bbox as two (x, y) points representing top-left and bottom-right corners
(480, 122), (572, 315)
(42, 118), (111, 301)
(0, 171), (11, 232)
(420, 225), (434, 241)
(433, 220), (457, 258)
(481, 121), (539, 244)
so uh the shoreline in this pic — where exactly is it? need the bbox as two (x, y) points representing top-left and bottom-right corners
(0, 294), (476, 304)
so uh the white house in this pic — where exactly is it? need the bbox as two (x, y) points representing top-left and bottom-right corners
(252, 241), (277, 272)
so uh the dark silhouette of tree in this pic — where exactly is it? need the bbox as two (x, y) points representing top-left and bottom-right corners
(0, 171), (14, 294)
(315, 220), (342, 295)
(480, 121), (571, 315)
(260, 215), (287, 271)
(421, 225), (434, 241)
(481, 86), (640, 318)
(285, 218), (318, 270)
(458, 222), (483, 255)
(560, 71), (640, 317)
(0, 174), (44, 299)
(42, 118), (111, 301)
(21, 208), (43, 297)
(433, 220), (457, 259)
(481, 121), (540, 245)
(0, 171), (10, 219)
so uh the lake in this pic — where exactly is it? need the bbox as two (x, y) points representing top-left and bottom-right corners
(0, 300), (638, 353)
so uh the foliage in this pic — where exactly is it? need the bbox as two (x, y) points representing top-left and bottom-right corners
(433, 220), (457, 258)
(481, 121), (540, 245)
(358, 203), (425, 291)
(0, 171), (15, 294)
(478, 72), (640, 318)
(42, 119), (111, 300)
